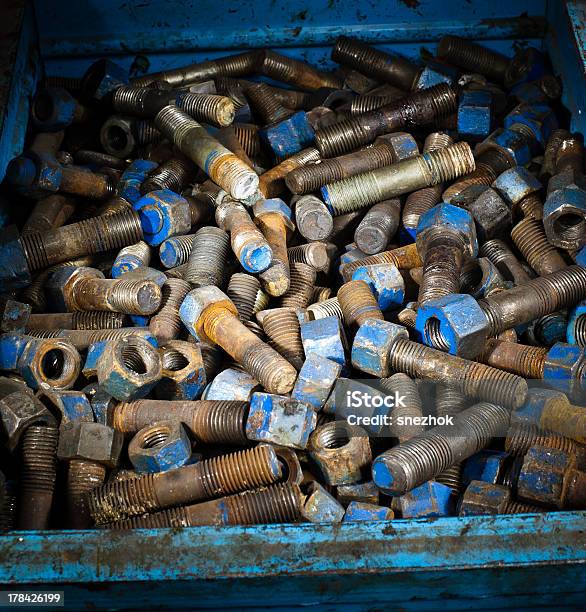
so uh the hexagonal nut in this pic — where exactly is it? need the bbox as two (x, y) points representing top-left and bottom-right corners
(37, 388), (94, 425)
(253, 198), (294, 231)
(100, 115), (139, 159)
(399, 481), (455, 518)
(272, 446), (303, 485)
(96, 335), (162, 401)
(300, 316), (347, 368)
(0, 392), (55, 451)
(543, 187), (586, 250)
(156, 340), (206, 401)
(342, 501), (393, 522)
(459, 481), (512, 516)
(82, 341), (108, 379)
(461, 450), (510, 488)
(416, 203), (478, 259)
(543, 342), (586, 397)
(415, 59), (459, 89)
(292, 354), (342, 411)
(302, 481), (345, 523)
(135, 189), (192, 246)
(0, 226), (31, 291)
(567, 300), (586, 346)
(179, 286), (238, 343)
(202, 367), (260, 401)
(336, 481), (380, 506)
(57, 421), (123, 468)
(246, 392), (317, 450)
(374, 131), (419, 161)
(460, 257), (509, 299)
(467, 187), (512, 242)
(504, 102), (557, 149)
(308, 421), (371, 486)
(517, 445), (575, 508)
(45, 266), (104, 312)
(476, 127), (532, 167)
(259, 111), (315, 160)
(457, 89), (493, 140)
(117, 159), (159, 205)
(352, 264), (405, 311)
(128, 420), (192, 473)
(0, 299), (31, 333)
(17, 338), (81, 391)
(351, 319), (409, 377)
(492, 167), (542, 207)
(415, 294), (489, 359)
(547, 169), (586, 196)
(511, 387), (564, 427)
(81, 59), (129, 102)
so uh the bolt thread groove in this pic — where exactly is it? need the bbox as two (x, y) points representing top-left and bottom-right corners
(437, 35), (509, 82)
(338, 280), (384, 328)
(280, 262), (317, 309)
(349, 91), (404, 115)
(423, 142), (476, 183)
(435, 465), (462, 493)
(142, 158), (195, 194)
(573, 314), (586, 347)
(419, 242), (464, 304)
(315, 119), (372, 158)
(159, 235), (195, 268)
(232, 124), (262, 157)
(191, 401), (249, 444)
(504, 500), (541, 514)
(101, 279), (161, 315)
(505, 423), (577, 457)
(71, 311), (126, 330)
(176, 92), (235, 128)
(240, 340), (297, 394)
(307, 297), (344, 321)
(261, 308), (305, 370)
(288, 243), (329, 272)
(479, 339), (547, 378)
(517, 193), (543, 220)
(403, 185), (443, 231)
(67, 460), (107, 528)
(480, 238), (531, 286)
(185, 226), (230, 287)
(149, 278), (191, 343)
(312, 286), (332, 302)
(245, 83), (289, 124)
(511, 218), (566, 276)
(261, 50), (342, 90)
(355, 199), (400, 254)
(379, 374), (423, 442)
(541, 129), (569, 180)
(227, 273), (263, 322)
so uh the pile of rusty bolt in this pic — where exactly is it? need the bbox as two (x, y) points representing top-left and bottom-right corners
(0, 34), (585, 531)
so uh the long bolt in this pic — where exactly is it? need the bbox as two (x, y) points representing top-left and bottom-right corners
(26, 327), (154, 350)
(89, 444), (281, 525)
(22, 195), (75, 235)
(437, 35), (510, 82)
(259, 307), (305, 371)
(175, 91), (235, 128)
(260, 50), (342, 90)
(372, 402), (510, 495)
(113, 399), (249, 444)
(315, 84), (457, 157)
(155, 106), (258, 200)
(259, 148), (320, 198)
(20, 208), (143, 272)
(332, 36), (422, 90)
(379, 373), (424, 442)
(149, 278), (191, 343)
(26, 311), (126, 331)
(17, 425), (59, 529)
(511, 218), (567, 276)
(340, 243), (422, 281)
(141, 156), (196, 194)
(285, 142), (396, 194)
(280, 262), (317, 309)
(66, 460), (107, 529)
(480, 238), (532, 286)
(184, 226), (230, 288)
(338, 280), (384, 330)
(322, 142), (475, 215)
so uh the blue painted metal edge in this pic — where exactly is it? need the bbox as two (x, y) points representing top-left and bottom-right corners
(547, 0), (586, 137)
(0, 511), (584, 584)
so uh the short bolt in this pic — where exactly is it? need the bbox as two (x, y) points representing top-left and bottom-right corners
(354, 199), (400, 254)
(294, 195), (334, 242)
(511, 217), (567, 276)
(288, 243), (331, 273)
(280, 262), (317, 309)
(258, 307), (305, 371)
(184, 226), (230, 288)
(337, 280), (384, 330)
(159, 234), (196, 268)
(149, 278), (191, 344)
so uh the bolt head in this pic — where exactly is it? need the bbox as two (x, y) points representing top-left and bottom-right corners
(416, 203), (478, 258)
(457, 89), (493, 140)
(45, 266), (104, 312)
(504, 102), (558, 150)
(202, 366), (260, 401)
(292, 354), (342, 411)
(81, 59), (129, 102)
(547, 168), (586, 196)
(82, 341), (109, 379)
(179, 286), (238, 343)
(300, 316), (348, 369)
(462, 450), (510, 488)
(118, 159), (158, 204)
(253, 198), (294, 229)
(32, 87), (78, 132)
(567, 300), (586, 346)
(492, 166), (542, 206)
(415, 60), (459, 89)
(302, 482), (345, 523)
(459, 480), (511, 516)
(0, 333), (30, 371)
(260, 112), (315, 160)
(343, 501), (393, 522)
(374, 131), (419, 161)
(543, 342), (586, 397)
(543, 187), (586, 250)
(0, 299), (30, 333)
(399, 481), (455, 518)
(467, 187), (512, 242)
(352, 264), (405, 311)
(58, 421), (124, 468)
(0, 392), (54, 451)
(0, 227), (31, 291)
(100, 116), (137, 159)
(460, 257), (509, 299)
(135, 189), (192, 246)
(415, 293), (489, 359)
(17, 338), (81, 391)
(37, 388), (94, 425)
(351, 319), (408, 377)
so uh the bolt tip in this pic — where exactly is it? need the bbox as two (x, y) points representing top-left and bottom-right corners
(240, 242), (273, 274)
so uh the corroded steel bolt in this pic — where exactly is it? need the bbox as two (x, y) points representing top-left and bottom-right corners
(17, 424), (59, 529)
(288, 243), (330, 273)
(111, 241), (151, 278)
(312, 286), (332, 302)
(112, 86), (174, 117)
(505, 422), (579, 458)
(349, 84), (408, 115)
(294, 195), (334, 242)
(511, 218), (567, 276)
(402, 132), (453, 237)
(322, 142), (475, 215)
(140, 156), (196, 194)
(260, 50), (342, 91)
(416, 203), (477, 305)
(175, 91), (236, 128)
(113, 398), (249, 444)
(184, 226), (230, 288)
(541, 129), (569, 182)
(379, 373), (424, 442)
(354, 199), (400, 255)
(231, 123), (263, 159)
(19, 208), (143, 272)
(108, 482), (302, 528)
(149, 278), (191, 343)
(22, 195), (75, 235)
(180, 286), (298, 394)
(74, 149), (129, 170)
(253, 200), (295, 297)
(259, 148), (320, 198)
(480, 238), (532, 286)
(227, 273), (266, 322)
(25, 327), (154, 350)
(479, 338), (547, 379)
(280, 262), (317, 309)
(372, 402), (510, 495)
(315, 84), (457, 157)
(332, 36), (422, 90)
(215, 197), (273, 273)
(340, 243), (423, 281)
(258, 307), (305, 371)
(215, 77), (311, 112)
(337, 280), (384, 330)
(437, 35), (510, 83)
(26, 311), (126, 331)
(89, 444), (281, 525)
(47, 266), (161, 316)
(66, 460), (107, 529)
(155, 106), (258, 200)
(132, 51), (262, 88)
(285, 141), (396, 195)
(216, 126), (259, 172)
(159, 234), (195, 268)
(553, 133), (583, 175)
(306, 297), (344, 322)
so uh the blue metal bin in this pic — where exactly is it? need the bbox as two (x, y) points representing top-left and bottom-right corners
(0, 0), (585, 608)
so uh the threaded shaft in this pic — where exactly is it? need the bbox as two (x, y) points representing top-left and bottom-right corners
(379, 374), (424, 442)
(354, 199), (400, 254)
(418, 239), (465, 305)
(18, 425), (59, 529)
(338, 280), (384, 329)
(480, 238), (531, 286)
(280, 262), (317, 309)
(307, 297), (344, 321)
(261, 308), (305, 370)
(541, 129), (570, 181)
(516, 193), (543, 220)
(340, 243), (422, 281)
(288, 243), (330, 272)
(373, 402), (509, 495)
(388, 338), (527, 409)
(511, 218), (567, 276)
(25, 327), (153, 350)
(437, 35), (510, 82)
(261, 50), (342, 90)
(504, 499), (542, 514)
(71, 277), (161, 315)
(159, 235), (195, 268)
(479, 265), (586, 336)
(259, 147), (320, 198)
(349, 87), (407, 115)
(26, 311), (126, 331)
(141, 157), (195, 194)
(112, 240), (151, 278)
(572, 312), (586, 347)
(0, 482), (17, 531)
(245, 83), (290, 124)
(149, 278), (191, 343)
(397, 305), (418, 329)
(175, 92), (235, 128)
(225, 274), (261, 323)
(232, 124), (262, 158)
(505, 423), (577, 458)
(479, 339), (547, 378)
(184, 226), (230, 287)
(312, 286), (332, 302)
(67, 460), (107, 529)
